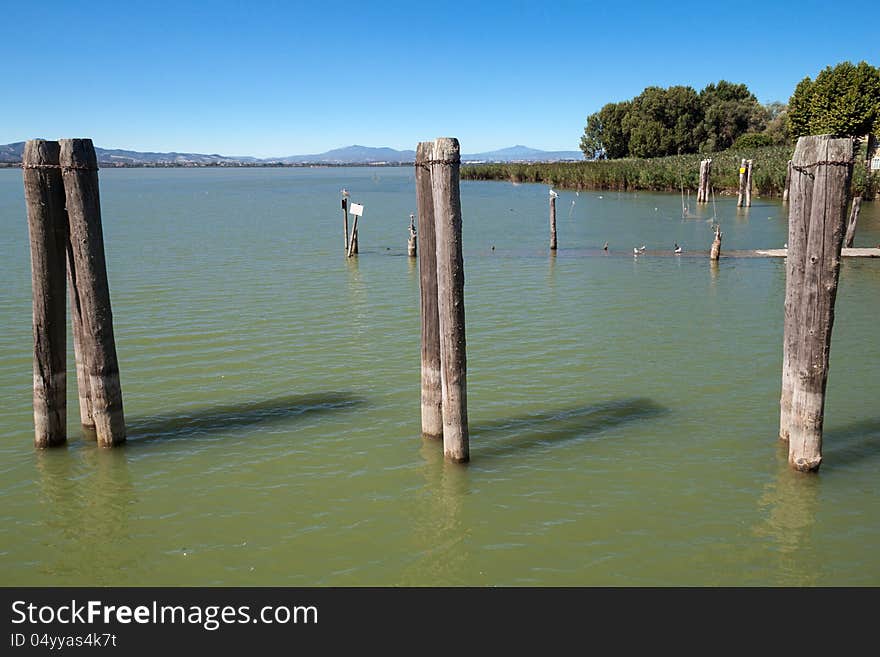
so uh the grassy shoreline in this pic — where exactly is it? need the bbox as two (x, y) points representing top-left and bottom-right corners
(461, 145), (876, 199)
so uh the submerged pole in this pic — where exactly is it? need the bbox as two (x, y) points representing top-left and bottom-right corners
(22, 140), (68, 448)
(779, 135), (853, 472)
(60, 138), (126, 447)
(431, 137), (469, 463)
(415, 143), (442, 439)
(709, 224), (722, 261)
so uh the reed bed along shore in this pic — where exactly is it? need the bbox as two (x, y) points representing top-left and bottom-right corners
(462, 145), (877, 199)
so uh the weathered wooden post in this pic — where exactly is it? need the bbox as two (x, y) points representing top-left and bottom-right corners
(697, 158), (712, 203)
(697, 160), (705, 203)
(346, 202), (363, 258)
(415, 142), (442, 439)
(782, 160), (792, 203)
(68, 260), (94, 430)
(844, 196), (862, 248)
(737, 158), (748, 207)
(549, 189), (558, 251)
(779, 135), (853, 472)
(709, 224), (722, 261)
(60, 138), (126, 447)
(23, 140), (68, 448)
(745, 159), (753, 207)
(341, 189), (350, 252)
(431, 137), (469, 462)
(408, 213), (417, 257)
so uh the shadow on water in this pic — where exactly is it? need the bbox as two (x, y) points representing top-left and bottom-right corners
(471, 397), (667, 460)
(125, 392), (366, 444)
(822, 417), (880, 468)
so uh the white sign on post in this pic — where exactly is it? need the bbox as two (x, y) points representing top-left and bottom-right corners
(350, 203), (364, 217)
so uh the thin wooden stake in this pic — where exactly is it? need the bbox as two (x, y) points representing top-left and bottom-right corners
(60, 138), (126, 447)
(415, 143), (442, 439)
(431, 138), (469, 462)
(779, 135), (853, 472)
(23, 140), (67, 448)
(844, 196), (862, 248)
(549, 192), (558, 251)
(342, 195), (350, 252)
(737, 158), (747, 207)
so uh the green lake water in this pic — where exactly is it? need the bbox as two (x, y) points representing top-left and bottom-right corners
(1, 166), (878, 586)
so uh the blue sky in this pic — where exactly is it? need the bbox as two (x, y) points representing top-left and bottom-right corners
(1, 0), (875, 157)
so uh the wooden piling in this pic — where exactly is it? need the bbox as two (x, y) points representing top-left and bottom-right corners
(779, 135), (853, 472)
(844, 196), (862, 248)
(697, 158), (712, 203)
(342, 195), (350, 253)
(549, 192), (558, 251)
(60, 139), (126, 447)
(782, 160), (792, 203)
(23, 140), (68, 448)
(408, 214), (417, 257)
(745, 159), (753, 207)
(709, 224), (722, 261)
(697, 160), (705, 203)
(430, 138), (469, 462)
(68, 255), (94, 429)
(737, 158), (747, 207)
(415, 142), (443, 439)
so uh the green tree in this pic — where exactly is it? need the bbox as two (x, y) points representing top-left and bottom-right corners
(788, 62), (880, 137)
(698, 80), (766, 152)
(623, 86), (702, 157)
(580, 101), (631, 159)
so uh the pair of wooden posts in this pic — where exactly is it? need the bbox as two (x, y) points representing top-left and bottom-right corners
(415, 138), (469, 463)
(737, 158), (753, 207)
(779, 134), (855, 472)
(341, 191), (359, 256)
(696, 158), (712, 203)
(23, 139), (125, 448)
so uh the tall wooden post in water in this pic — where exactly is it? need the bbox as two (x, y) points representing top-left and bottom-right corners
(341, 191), (350, 253)
(844, 196), (862, 248)
(415, 142), (443, 439)
(22, 140), (68, 447)
(745, 159), (753, 207)
(549, 189), (558, 251)
(779, 135), (853, 472)
(431, 138), (469, 462)
(782, 160), (792, 203)
(60, 139), (126, 447)
(737, 158), (748, 207)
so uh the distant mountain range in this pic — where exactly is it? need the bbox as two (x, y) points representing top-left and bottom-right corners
(0, 142), (583, 166)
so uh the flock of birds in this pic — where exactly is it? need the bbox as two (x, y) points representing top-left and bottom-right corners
(630, 243), (683, 257)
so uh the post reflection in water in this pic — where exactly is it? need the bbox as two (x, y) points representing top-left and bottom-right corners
(400, 440), (471, 585)
(752, 446), (820, 586)
(36, 443), (136, 585)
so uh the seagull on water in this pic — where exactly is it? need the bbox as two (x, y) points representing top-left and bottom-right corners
(674, 243), (682, 254)
(639, 245), (646, 252)
(633, 247), (639, 256)
(603, 241), (609, 251)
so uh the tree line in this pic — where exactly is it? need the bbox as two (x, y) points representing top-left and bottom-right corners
(580, 61), (880, 160)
